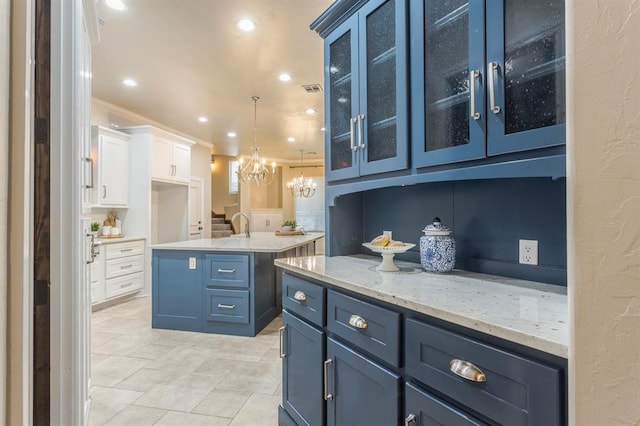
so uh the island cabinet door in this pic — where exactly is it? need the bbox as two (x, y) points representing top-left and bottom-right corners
(152, 251), (202, 332)
(282, 311), (325, 426)
(326, 337), (401, 426)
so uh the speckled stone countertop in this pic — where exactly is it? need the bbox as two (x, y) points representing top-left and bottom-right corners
(150, 232), (324, 253)
(275, 255), (568, 358)
(96, 236), (145, 245)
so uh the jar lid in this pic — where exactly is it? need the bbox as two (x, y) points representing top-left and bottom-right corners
(422, 217), (452, 236)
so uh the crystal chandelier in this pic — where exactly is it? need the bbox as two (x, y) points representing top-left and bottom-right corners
(237, 96), (276, 185)
(287, 149), (316, 198)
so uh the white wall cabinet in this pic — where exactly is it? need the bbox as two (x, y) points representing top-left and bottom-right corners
(150, 136), (191, 184)
(91, 126), (130, 207)
(91, 239), (145, 306)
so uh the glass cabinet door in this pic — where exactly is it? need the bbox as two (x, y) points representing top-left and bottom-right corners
(358, 0), (408, 176)
(411, 0), (486, 167)
(326, 16), (360, 181)
(486, 0), (566, 155)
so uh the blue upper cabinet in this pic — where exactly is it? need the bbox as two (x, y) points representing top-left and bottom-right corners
(324, 0), (408, 181)
(412, 0), (565, 168)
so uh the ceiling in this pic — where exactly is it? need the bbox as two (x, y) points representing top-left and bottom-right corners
(92, 0), (334, 162)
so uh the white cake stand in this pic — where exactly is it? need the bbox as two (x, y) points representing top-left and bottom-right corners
(362, 242), (415, 272)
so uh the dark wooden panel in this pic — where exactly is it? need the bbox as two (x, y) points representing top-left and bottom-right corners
(34, 0), (51, 423)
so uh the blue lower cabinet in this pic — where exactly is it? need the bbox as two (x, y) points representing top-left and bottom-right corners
(326, 337), (401, 426)
(405, 382), (487, 426)
(152, 251), (202, 332)
(282, 311), (325, 426)
(278, 405), (298, 426)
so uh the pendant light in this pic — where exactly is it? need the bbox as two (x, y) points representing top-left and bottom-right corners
(236, 96), (276, 185)
(287, 149), (316, 198)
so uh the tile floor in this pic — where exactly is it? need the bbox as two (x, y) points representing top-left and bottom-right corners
(89, 297), (282, 425)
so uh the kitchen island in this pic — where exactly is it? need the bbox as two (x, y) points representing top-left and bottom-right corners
(275, 255), (568, 425)
(150, 232), (323, 336)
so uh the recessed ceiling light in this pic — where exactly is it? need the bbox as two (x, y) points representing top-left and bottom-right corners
(305, 108), (316, 115)
(198, 116), (208, 123)
(110, 123), (120, 128)
(237, 19), (256, 32)
(287, 137), (296, 142)
(122, 78), (137, 87)
(279, 73), (292, 82)
(227, 132), (237, 138)
(105, 0), (127, 11)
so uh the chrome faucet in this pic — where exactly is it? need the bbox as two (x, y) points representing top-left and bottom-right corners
(231, 212), (251, 238)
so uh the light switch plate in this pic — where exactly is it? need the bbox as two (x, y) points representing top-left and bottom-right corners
(189, 257), (197, 269)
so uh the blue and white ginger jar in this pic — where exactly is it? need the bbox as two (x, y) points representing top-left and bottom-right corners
(420, 217), (456, 273)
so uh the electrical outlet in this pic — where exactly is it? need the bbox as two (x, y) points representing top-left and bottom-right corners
(519, 239), (538, 265)
(189, 257), (197, 269)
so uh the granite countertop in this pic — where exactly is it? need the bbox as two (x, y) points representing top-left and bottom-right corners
(150, 232), (324, 253)
(275, 255), (568, 358)
(96, 236), (146, 245)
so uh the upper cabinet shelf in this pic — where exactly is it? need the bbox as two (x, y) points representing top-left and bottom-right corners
(322, 0), (408, 182)
(313, 0), (566, 197)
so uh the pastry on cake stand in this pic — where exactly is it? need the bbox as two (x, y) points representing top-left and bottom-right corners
(362, 242), (415, 272)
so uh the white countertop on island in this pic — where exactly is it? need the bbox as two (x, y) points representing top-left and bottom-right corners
(150, 232), (324, 253)
(275, 255), (568, 358)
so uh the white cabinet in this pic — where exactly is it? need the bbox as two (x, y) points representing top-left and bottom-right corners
(91, 239), (145, 306)
(150, 136), (191, 184)
(91, 126), (130, 207)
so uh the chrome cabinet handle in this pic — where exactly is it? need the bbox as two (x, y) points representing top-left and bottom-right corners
(350, 117), (357, 152)
(120, 248), (133, 252)
(102, 185), (107, 199)
(449, 359), (486, 382)
(84, 158), (94, 188)
(120, 264), (133, 270)
(470, 70), (481, 120)
(120, 282), (133, 288)
(358, 114), (365, 149)
(488, 62), (501, 114)
(324, 359), (334, 400)
(279, 326), (286, 358)
(217, 304), (236, 309)
(293, 290), (307, 301)
(217, 268), (236, 273)
(348, 314), (368, 329)
(405, 414), (417, 425)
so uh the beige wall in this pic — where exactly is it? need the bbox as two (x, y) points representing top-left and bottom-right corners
(568, 1), (640, 424)
(210, 155), (239, 216)
(0, 0), (9, 421)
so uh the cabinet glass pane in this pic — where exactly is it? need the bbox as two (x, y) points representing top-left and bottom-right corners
(424, 0), (470, 152)
(329, 32), (354, 172)
(504, 0), (565, 134)
(366, 0), (396, 162)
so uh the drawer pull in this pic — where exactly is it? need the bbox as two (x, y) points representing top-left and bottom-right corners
(279, 326), (286, 359)
(323, 359), (333, 401)
(348, 314), (368, 329)
(120, 248), (133, 252)
(449, 359), (486, 383)
(293, 290), (307, 302)
(217, 268), (236, 274)
(120, 264), (133, 270)
(217, 303), (236, 309)
(404, 414), (416, 425)
(120, 282), (133, 289)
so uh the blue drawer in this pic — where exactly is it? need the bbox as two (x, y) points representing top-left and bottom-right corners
(278, 405), (297, 426)
(327, 290), (401, 367)
(282, 273), (325, 326)
(204, 254), (249, 288)
(405, 382), (486, 425)
(203, 289), (249, 324)
(405, 318), (563, 426)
